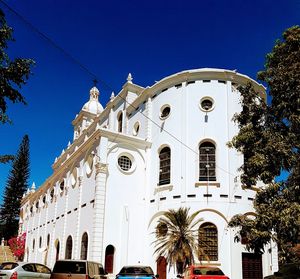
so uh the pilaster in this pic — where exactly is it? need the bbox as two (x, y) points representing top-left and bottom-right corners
(90, 160), (108, 262)
(74, 175), (83, 259)
(146, 97), (152, 141)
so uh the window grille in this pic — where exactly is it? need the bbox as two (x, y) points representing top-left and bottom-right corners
(159, 147), (171, 185)
(118, 156), (132, 171)
(199, 222), (218, 261)
(199, 142), (216, 181)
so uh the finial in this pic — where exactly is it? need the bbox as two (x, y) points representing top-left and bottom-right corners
(67, 141), (71, 148)
(127, 73), (133, 83)
(90, 86), (99, 100)
(54, 157), (58, 163)
(93, 79), (98, 86)
(26, 188), (30, 195)
(61, 149), (65, 155)
(110, 91), (115, 101)
(31, 182), (36, 192)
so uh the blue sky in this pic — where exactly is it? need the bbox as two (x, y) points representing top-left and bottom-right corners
(0, 0), (299, 197)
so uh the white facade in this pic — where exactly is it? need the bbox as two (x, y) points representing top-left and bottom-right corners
(20, 69), (278, 279)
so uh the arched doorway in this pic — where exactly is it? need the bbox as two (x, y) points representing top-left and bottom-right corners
(156, 256), (166, 279)
(104, 245), (115, 274)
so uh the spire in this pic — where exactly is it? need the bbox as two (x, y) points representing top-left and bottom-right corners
(127, 73), (133, 83)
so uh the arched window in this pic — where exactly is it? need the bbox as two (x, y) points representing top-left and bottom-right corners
(65, 235), (72, 259)
(199, 222), (218, 261)
(55, 240), (60, 261)
(80, 233), (88, 260)
(199, 142), (216, 181)
(47, 234), (50, 247)
(159, 147), (171, 185)
(105, 245), (115, 273)
(118, 112), (123, 133)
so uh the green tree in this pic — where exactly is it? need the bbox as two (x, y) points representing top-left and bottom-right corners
(153, 207), (202, 273)
(0, 8), (34, 163)
(0, 135), (30, 239)
(228, 26), (300, 264)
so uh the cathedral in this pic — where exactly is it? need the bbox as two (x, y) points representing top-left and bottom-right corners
(19, 68), (278, 279)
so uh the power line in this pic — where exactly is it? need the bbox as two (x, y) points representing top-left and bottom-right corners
(0, 0), (238, 178)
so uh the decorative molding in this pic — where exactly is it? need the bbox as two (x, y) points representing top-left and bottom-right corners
(195, 182), (220, 188)
(241, 185), (260, 192)
(154, 184), (173, 194)
(95, 162), (108, 174)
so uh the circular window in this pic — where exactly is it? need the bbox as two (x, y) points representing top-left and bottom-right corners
(118, 155), (132, 171)
(133, 122), (140, 136)
(200, 97), (214, 112)
(160, 105), (171, 119)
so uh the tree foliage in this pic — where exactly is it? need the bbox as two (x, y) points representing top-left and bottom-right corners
(153, 207), (202, 273)
(228, 26), (300, 264)
(0, 8), (34, 163)
(0, 135), (30, 239)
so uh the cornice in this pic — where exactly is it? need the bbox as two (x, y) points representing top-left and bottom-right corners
(127, 68), (266, 115)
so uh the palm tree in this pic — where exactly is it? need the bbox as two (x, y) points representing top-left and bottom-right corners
(153, 207), (202, 274)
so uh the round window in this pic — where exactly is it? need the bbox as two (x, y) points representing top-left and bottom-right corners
(118, 155), (132, 171)
(160, 105), (171, 119)
(200, 97), (214, 112)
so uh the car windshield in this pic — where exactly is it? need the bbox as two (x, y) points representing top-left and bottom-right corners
(0, 263), (19, 270)
(53, 261), (86, 274)
(119, 267), (154, 276)
(194, 267), (224, 275)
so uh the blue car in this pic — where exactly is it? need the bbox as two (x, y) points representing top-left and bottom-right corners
(116, 266), (158, 279)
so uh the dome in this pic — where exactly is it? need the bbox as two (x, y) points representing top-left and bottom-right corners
(82, 86), (103, 114)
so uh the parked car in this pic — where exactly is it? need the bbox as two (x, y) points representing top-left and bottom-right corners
(50, 260), (107, 279)
(116, 266), (157, 279)
(264, 262), (300, 279)
(0, 262), (51, 279)
(182, 265), (229, 279)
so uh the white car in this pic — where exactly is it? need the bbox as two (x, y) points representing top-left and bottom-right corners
(0, 262), (51, 279)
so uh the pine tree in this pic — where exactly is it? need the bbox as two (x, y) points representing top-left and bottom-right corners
(0, 135), (30, 239)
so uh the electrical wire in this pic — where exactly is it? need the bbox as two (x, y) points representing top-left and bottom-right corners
(0, 0), (238, 178)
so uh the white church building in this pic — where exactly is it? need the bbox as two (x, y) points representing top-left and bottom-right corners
(19, 68), (278, 279)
